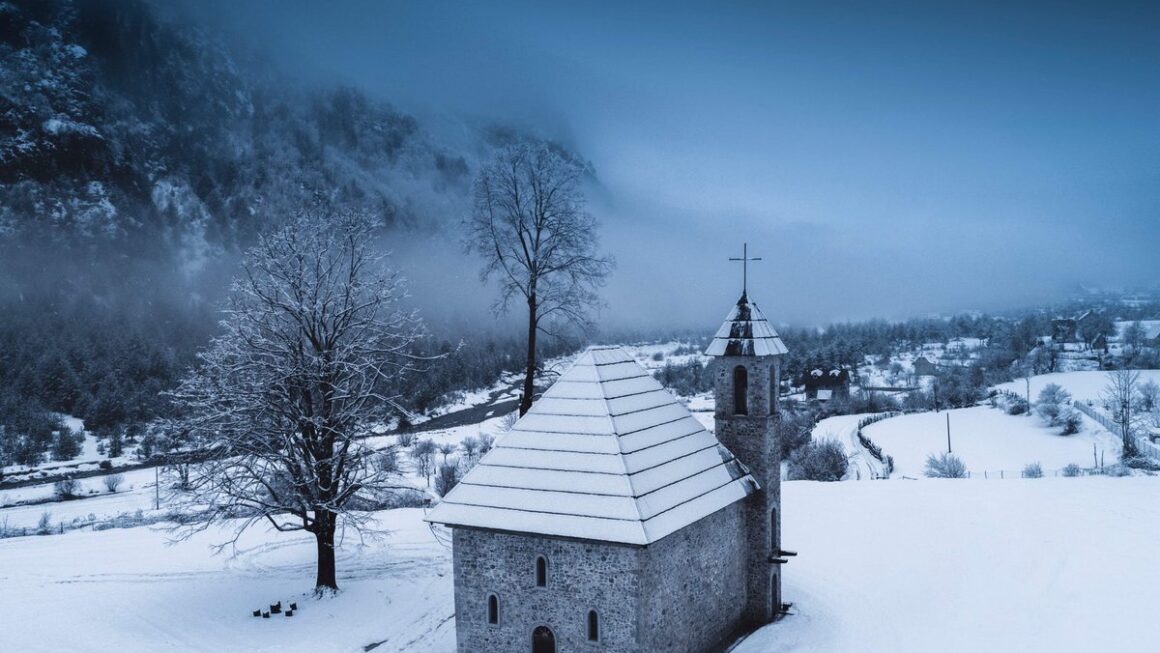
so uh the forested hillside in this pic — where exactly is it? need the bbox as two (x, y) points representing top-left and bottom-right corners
(0, 0), (549, 461)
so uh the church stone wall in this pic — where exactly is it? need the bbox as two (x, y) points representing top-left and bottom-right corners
(638, 501), (748, 653)
(452, 503), (748, 653)
(452, 527), (643, 652)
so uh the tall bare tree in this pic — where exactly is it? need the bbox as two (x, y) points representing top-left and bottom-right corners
(170, 212), (423, 593)
(1104, 368), (1142, 460)
(466, 142), (613, 415)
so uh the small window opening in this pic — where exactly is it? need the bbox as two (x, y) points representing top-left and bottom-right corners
(587, 610), (599, 642)
(535, 555), (547, 587)
(488, 594), (499, 624)
(733, 365), (749, 415)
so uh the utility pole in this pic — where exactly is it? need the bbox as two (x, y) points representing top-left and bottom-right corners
(946, 412), (952, 454)
(154, 465), (160, 511)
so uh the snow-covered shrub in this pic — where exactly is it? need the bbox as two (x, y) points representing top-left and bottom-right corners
(53, 476), (80, 499)
(884, 455), (895, 478)
(374, 448), (399, 475)
(37, 511), (53, 535)
(410, 439), (437, 486)
(1062, 463), (1082, 477)
(1036, 383), (1072, 426)
(1022, 462), (1043, 479)
(460, 436), (480, 462)
(787, 440), (848, 482)
(103, 473), (124, 493)
(924, 452), (967, 478)
(434, 462), (461, 498)
(1059, 409), (1081, 435)
(396, 432), (417, 448)
(477, 433), (495, 456)
(436, 442), (457, 464)
(776, 410), (813, 459)
(500, 410), (520, 432)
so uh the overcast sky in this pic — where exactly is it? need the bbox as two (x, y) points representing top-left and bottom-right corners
(183, 0), (1160, 329)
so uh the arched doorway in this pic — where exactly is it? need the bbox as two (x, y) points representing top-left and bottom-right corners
(532, 625), (556, 653)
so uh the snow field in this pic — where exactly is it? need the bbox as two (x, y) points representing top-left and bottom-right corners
(862, 406), (1119, 478)
(3, 478), (1158, 652)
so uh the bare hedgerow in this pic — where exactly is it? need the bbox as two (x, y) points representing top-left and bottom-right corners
(1022, 462), (1043, 479)
(1062, 463), (1083, 477)
(924, 452), (967, 478)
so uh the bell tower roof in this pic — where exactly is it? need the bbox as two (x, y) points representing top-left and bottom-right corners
(705, 292), (788, 357)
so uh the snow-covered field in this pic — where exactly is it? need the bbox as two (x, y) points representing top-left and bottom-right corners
(3, 478), (1157, 652)
(994, 369), (1160, 404)
(863, 406), (1119, 477)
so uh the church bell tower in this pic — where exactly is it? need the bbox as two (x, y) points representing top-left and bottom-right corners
(706, 244), (789, 626)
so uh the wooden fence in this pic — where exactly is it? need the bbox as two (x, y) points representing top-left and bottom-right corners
(1073, 401), (1160, 460)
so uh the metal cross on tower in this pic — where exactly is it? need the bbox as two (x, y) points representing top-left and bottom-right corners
(729, 242), (762, 295)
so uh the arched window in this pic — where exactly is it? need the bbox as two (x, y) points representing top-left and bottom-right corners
(535, 555), (548, 587)
(771, 507), (778, 551)
(770, 368), (778, 415)
(733, 365), (748, 415)
(587, 610), (599, 642)
(487, 594), (499, 625)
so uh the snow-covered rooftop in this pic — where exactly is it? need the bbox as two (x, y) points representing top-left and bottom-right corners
(426, 346), (756, 545)
(705, 292), (789, 357)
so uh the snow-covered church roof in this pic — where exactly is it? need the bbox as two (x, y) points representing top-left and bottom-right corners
(705, 292), (789, 357)
(425, 346), (756, 546)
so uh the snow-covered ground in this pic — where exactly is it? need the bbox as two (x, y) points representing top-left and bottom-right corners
(736, 477), (1160, 653)
(3, 478), (1157, 652)
(994, 369), (1160, 405)
(862, 406), (1119, 477)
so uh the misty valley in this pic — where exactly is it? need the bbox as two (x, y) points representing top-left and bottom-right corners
(2, 2), (1159, 653)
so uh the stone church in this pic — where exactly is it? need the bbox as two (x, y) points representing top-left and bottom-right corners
(427, 290), (789, 653)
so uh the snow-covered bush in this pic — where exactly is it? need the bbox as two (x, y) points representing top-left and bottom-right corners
(374, 448), (399, 475)
(1022, 462), (1043, 479)
(434, 462), (461, 498)
(924, 452), (967, 478)
(1036, 383), (1072, 426)
(460, 436), (480, 462)
(53, 476), (80, 499)
(1062, 463), (1082, 477)
(103, 473), (124, 493)
(37, 511), (53, 535)
(477, 433), (495, 456)
(396, 432), (417, 448)
(410, 439), (437, 486)
(1059, 409), (1081, 435)
(787, 440), (849, 482)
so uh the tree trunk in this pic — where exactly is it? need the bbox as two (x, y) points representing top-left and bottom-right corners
(520, 294), (537, 416)
(314, 510), (338, 592)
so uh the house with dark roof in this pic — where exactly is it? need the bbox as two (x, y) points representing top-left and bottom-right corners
(913, 356), (939, 377)
(427, 290), (790, 653)
(800, 367), (851, 401)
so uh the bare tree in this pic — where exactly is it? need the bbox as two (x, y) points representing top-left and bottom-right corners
(1104, 369), (1142, 459)
(466, 142), (613, 415)
(169, 212), (424, 593)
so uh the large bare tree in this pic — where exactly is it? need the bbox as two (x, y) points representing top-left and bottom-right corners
(466, 142), (613, 416)
(170, 212), (423, 593)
